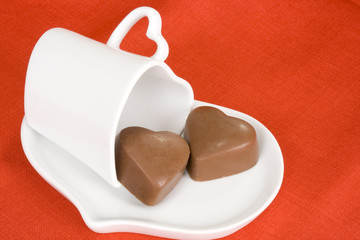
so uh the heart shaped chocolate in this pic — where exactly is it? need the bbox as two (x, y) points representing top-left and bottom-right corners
(184, 106), (258, 181)
(115, 127), (190, 206)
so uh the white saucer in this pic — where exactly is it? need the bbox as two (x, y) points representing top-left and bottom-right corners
(21, 100), (283, 240)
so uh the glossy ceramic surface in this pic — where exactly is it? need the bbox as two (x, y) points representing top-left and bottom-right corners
(21, 100), (283, 240)
(24, 7), (194, 188)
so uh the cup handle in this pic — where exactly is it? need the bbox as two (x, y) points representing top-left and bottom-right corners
(106, 7), (169, 62)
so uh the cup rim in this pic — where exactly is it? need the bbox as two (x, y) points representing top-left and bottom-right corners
(107, 60), (194, 187)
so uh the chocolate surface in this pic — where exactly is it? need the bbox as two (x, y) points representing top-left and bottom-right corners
(185, 106), (258, 181)
(115, 127), (190, 206)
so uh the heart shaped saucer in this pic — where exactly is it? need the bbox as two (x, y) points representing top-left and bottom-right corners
(20, 100), (283, 240)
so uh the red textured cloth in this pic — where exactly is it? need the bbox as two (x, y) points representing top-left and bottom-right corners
(1, 0), (360, 239)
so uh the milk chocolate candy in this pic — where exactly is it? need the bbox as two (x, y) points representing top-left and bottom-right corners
(185, 106), (259, 181)
(115, 127), (190, 206)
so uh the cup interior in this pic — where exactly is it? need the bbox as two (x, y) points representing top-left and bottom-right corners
(116, 65), (193, 136)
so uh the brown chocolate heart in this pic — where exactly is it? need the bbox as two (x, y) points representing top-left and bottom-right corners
(115, 127), (190, 206)
(184, 106), (258, 181)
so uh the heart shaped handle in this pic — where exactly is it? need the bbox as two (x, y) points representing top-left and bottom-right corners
(107, 7), (169, 62)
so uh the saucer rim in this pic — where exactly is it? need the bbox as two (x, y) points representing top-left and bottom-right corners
(20, 100), (284, 239)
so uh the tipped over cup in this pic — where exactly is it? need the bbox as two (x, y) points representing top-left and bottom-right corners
(24, 7), (194, 187)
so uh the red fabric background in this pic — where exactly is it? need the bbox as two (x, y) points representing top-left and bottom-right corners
(1, 0), (360, 239)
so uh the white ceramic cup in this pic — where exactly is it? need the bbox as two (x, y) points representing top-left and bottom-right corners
(24, 7), (194, 188)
